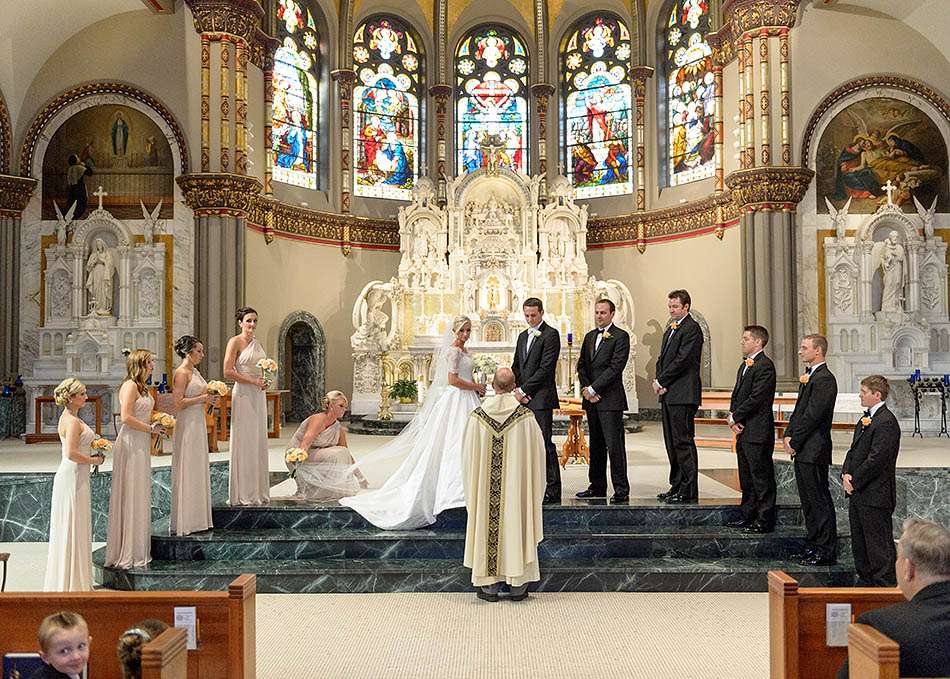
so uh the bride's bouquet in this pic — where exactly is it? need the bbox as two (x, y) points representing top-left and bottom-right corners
(285, 447), (307, 479)
(471, 354), (498, 383)
(90, 436), (112, 475)
(150, 412), (176, 455)
(206, 380), (229, 414)
(256, 358), (279, 389)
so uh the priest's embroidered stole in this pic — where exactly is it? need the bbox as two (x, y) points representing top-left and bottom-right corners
(471, 405), (534, 576)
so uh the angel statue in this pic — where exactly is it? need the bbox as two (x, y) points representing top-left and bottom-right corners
(872, 230), (906, 313)
(52, 200), (77, 246)
(825, 196), (852, 241)
(914, 194), (937, 240)
(140, 200), (164, 244)
(351, 281), (394, 351)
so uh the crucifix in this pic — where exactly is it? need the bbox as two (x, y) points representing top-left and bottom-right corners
(881, 180), (897, 206)
(92, 186), (108, 211)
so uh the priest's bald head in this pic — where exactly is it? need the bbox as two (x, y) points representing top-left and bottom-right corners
(492, 367), (516, 393)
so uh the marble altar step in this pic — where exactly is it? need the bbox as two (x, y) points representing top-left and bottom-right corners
(150, 524), (829, 562)
(94, 551), (854, 593)
(345, 414), (643, 436)
(208, 499), (807, 532)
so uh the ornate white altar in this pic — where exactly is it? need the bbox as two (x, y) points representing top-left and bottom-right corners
(823, 192), (950, 423)
(350, 168), (638, 416)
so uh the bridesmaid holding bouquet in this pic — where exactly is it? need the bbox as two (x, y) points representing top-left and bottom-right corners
(106, 349), (165, 569)
(224, 306), (270, 506)
(170, 335), (216, 535)
(44, 378), (105, 591)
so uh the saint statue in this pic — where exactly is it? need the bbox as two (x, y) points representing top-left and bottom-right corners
(112, 111), (129, 157)
(878, 230), (906, 312)
(85, 238), (116, 316)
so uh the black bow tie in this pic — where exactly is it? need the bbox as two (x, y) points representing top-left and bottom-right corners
(864, 409), (872, 418)
(805, 366), (813, 375)
(597, 328), (606, 334)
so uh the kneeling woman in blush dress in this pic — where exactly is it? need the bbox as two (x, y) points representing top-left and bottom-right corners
(224, 306), (270, 506)
(171, 335), (216, 535)
(106, 349), (166, 569)
(286, 390), (367, 501)
(44, 378), (105, 591)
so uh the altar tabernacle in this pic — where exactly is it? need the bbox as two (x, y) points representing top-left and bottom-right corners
(461, 368), (545, 601)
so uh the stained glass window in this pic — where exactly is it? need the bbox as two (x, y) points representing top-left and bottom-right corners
(562, 14), (633, 198)
(455, 26), (529, 175)
(663, 0), (715, 186)
(272, 0), (319, 189)
(353, 16), (422, 200)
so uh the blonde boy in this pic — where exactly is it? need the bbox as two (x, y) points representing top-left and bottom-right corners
(31, 611), (90, 679)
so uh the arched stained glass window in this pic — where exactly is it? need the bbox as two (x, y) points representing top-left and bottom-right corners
(353, 16), (423, 200)
(562, 14), (633, 198)
(272, 0), (319, 189)
(663, 0), (715, 186)
(455, 26), (529, 175)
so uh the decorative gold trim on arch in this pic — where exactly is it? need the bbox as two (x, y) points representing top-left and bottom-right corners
(0, 92), (11, 174)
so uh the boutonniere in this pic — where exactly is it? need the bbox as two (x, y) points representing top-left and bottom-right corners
(799, 374), (810, 384)
(529, 328), (542, 338)
(602, 331), (613, 340)
(744, 358), (754, 367)
(861, 416), (872, 427)
(670, 321), (680, 330)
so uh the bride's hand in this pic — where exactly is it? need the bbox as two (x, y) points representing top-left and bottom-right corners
(474, 383), (486, 397)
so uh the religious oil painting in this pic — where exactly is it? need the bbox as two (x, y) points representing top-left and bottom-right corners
(562, 14), (633, 198)
(817, 97), (948, 214)
(41, 104), (174, 220)
(456, 26), (529, 175)
(353, 16), (422, 200)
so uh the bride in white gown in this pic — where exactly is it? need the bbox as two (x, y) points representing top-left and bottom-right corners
(340, 316), (486, 529)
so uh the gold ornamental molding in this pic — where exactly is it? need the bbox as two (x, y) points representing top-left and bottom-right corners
(722, 0), (804, 35)
(183, 0), (275, 66)
(246, 198), (400, 250)
(725, 166), (814, 213)
(707, 23), (736, 67)
(0, 175), (38, 217)
(176, 172), (262, 217)
(587, 193), (739, 248)
(0, 92), (11, 173)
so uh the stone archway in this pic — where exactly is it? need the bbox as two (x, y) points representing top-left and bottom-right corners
(277, 311), (326, 422)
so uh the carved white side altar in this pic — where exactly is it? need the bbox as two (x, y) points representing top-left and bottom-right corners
(350, 169), (639, 416)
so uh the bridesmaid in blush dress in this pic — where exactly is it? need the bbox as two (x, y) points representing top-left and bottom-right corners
(224, 306), (270, 506)
(44, 378), (104, 591)
(106, 349), (164, 569)
(171, 335), (216, 536)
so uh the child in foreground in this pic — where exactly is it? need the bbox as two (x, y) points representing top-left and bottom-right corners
(30, 611), (90, 679)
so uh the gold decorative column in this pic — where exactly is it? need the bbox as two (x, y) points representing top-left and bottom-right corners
(234, 38), (248, 175)
(779, 28), (791, 165)
(331, 69), (356, 215)
(758, 29), (771, 166)
(713, 65), (725, 192)
(531, 83), (555, 192)
(219, 35), (232, 173)
(0, 175), (37, 380)
(430, 84), (452, 200)
(736, 32), (747, 169)
(632, 67), (653, 212)
(742, 35), (755, 168)
(263, 47), (275, 194)
(200, 34), (211, 172)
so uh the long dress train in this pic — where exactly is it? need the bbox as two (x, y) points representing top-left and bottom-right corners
(44, 417), (95, 591)
(286, 418), (362, 501)
(171, 369), (213, 535)
(229, 338), (270, 506)
(105, 391), (154, 569)
(340, 346), (481, 529)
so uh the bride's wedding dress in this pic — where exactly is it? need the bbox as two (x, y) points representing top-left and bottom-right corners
(340, 343), (481, 530)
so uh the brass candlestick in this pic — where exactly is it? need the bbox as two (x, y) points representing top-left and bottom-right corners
(377, 351), (393, 421)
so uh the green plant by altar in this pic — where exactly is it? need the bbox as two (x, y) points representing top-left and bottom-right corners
(389, 378), (418, 403)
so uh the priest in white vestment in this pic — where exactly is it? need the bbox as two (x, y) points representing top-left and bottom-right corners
(462, 367), (546, 601)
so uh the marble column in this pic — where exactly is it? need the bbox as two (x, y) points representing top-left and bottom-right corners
(0, 176), (38, 381)
(631, 67), (653, 212)
(430, 84), (451, 201)
(531, 83), (555, 194)
(331, 69), (356, 215)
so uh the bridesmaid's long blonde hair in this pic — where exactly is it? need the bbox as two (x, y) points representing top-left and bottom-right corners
(124, 349), (153, 396)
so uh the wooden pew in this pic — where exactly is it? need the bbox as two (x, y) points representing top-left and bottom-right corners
(847, 623), (900, 679)
(0, 574), (255, 679)
(142, 627), (188, 679)
(768, 570), (904, 679)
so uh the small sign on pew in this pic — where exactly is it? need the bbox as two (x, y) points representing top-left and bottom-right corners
(826, 603), (852, 646)
(174, 606), (198, 650)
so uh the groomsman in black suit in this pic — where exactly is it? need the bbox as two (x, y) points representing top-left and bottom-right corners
(784, 334), (838, 565)
(575, 299), (631, 503)
(726, 325), (778, 532)
(654, 289), (703, 504)
(842, 375), (901, 586)
(512, 297), (562, 504)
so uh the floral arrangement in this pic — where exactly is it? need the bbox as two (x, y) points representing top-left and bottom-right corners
(285, 447), (308, 478)
(91, 437), (112, 475)
(472, 354), (499, 377)
(206, 380), (229, 414)
(150, 412), (176, 455)
(389, 378), (418, 403)
(257, 358), (279, 388)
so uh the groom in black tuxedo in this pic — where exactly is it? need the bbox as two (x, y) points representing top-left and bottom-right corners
(512, 297), (562, 503)
(576, 298), (631, 502)
(654, 289), (703, 504)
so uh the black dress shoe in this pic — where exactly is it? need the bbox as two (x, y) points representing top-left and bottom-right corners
(609, 493), (629, 504)
(576, 489), (607, 499)
(744, 522), (774, 534)
(800, 554), (836, 566)
(542, 495), (560, 505)
(726, 518), (753, 528)
(656, 489), (674, 501)
(664, 494), (698, 504)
